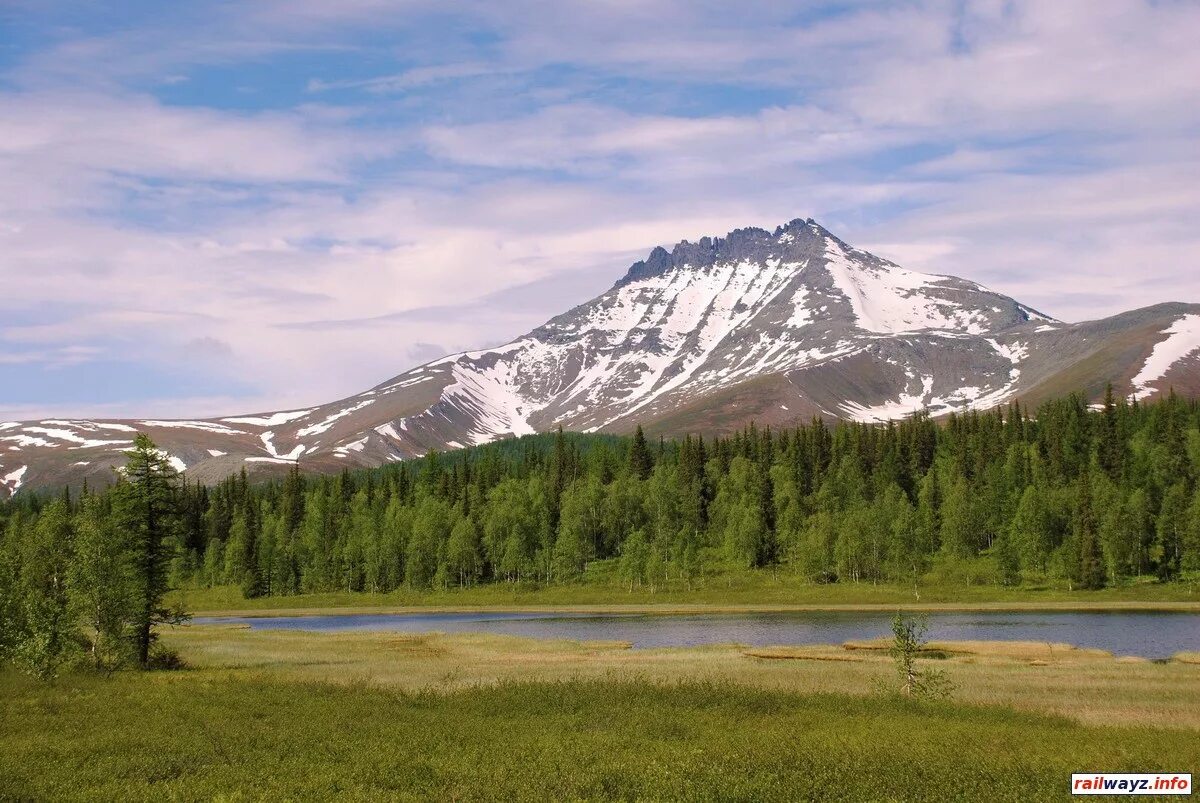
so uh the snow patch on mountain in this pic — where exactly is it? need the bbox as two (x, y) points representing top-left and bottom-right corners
(2, 434), (54, 448)
(377, 375), (435, 393)
(987, 339), (1029, 365)
(223, 409), (315, 427)
(374, 422), (403, 441)
(11, 427), (134, 450)
(441, 358), (538, 444)
(39, 420), (138, 433)
(260, 431), (305, 461)
(822, 240), (987, 334)
(334, 436), (368, 455)
(3, 465), (28, 495)
(140, 420), (246, 435)
(611, 257), (798, 422)
(1132, 314), (1200, 399)
(151, 448), (187, 473)
(786, 285), (813, 328)
(296, 400), (374, 437)
(841, 375), (935, 422)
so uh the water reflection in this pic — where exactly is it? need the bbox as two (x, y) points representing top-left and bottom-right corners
(193, 610), (1200, 659)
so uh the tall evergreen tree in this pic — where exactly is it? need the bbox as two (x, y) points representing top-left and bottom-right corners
(1075, 470), (1106, 590)
(111, 434), (187, 667)
(1097, 383), (1125, 480)
(628, 425), (653, 481)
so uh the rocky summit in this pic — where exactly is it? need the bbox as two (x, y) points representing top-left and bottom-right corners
(3, 218), (1199, 496)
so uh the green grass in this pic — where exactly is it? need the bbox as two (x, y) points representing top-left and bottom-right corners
(173, 569), (1200, 614)
(162, 626), (1200, 730)
(3, 670), (1196, 801)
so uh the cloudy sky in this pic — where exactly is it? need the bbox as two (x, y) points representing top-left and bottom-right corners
(2, 0), (1198, 420)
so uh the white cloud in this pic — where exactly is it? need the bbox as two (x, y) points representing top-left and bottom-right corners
(1, 0), (1198, 418)
(0, 91), (395, 190)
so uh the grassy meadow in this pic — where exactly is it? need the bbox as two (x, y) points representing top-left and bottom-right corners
(3, 623), (1199, 800)
(173, 571), (1200, 615)
(165, 625), (1200, 729)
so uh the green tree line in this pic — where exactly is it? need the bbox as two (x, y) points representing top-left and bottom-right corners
(0, 435), (186, 678)
(4, 389), (1200, 664)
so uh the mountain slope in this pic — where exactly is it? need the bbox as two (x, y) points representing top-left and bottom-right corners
(3, 218), (1199, 497)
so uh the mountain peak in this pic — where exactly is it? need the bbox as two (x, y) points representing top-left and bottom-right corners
(5, 216), (1196, 499)
(615, 217), (833, 288)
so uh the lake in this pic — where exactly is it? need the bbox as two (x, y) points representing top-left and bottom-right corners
(193, 610), (1200, 659)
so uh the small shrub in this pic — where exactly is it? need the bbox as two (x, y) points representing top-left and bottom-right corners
(810, 570), (839, 585)
(889, 612), (953, 699)
(146, 646), (187, 671)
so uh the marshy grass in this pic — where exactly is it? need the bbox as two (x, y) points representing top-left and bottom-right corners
(4, 623), (1198, 800)
(161, 625), (1200, 730)
(172, 575), (1200, 616)
(3, 669), (1197, 802)
(840, 638), (1113, 661)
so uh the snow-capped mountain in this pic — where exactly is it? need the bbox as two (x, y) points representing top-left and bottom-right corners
(3, 218), (1199, 497)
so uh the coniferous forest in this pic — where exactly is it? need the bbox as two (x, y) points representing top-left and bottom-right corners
(4, 389), (1200, 676)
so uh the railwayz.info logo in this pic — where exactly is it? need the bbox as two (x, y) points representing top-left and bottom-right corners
(1071, 774), (1191, 795)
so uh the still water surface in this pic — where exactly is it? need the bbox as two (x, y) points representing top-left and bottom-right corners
(194, 610), (1200, 659)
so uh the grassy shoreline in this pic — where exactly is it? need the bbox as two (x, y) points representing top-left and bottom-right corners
(162, 624), (1200, 730)
(192, 600), (1200, 618)
(175, 579), (1200, 617)
(5, 624), (1197, 799)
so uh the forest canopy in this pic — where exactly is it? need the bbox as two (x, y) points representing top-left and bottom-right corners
(3, 388), (1200, 676)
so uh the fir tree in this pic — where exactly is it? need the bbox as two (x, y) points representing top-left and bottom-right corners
(1097, 383), (1124, 480)
(111, 433), (188, 668)
(1075, 470), (1106, 590)
(628, 425), (653, 481)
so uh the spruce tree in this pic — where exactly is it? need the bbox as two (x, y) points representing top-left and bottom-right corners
(916, 470), (942, 556)
(112, 433), (187, 668)
(629, 425), (653, 481)
(1075, 470), (1105, 590)
(1097, 383), (1124, 480)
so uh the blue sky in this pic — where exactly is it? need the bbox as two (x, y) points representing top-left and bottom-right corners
(2, 0), (1199, 419)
